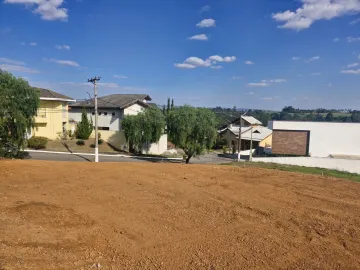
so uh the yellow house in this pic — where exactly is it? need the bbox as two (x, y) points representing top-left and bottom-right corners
(33, 88), (75, 140)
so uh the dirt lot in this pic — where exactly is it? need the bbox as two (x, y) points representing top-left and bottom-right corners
(1, 160), (360, 269)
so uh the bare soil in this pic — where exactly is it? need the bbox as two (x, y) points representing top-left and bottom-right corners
(1, 160), (360, 269)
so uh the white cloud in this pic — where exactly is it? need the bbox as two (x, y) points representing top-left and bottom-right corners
(347, 37), (360, 42)
(347, 63), (359, 68)
(260, 97), (273, 100)
(196, 18), (216, 28)
(262, 79), (287, 83)
(208, 55), (236, 63)
(232, 76), (243, 80)
(350, 17), (360, 25)
(4, 0), (68, 21)
(0, 64), (39, 73)
(341, 69), (360, 74)
(0, 57), (25, 65)
(247, 82), (270, 87)
(272, 0), (360, 30)
(311, 72), (321, 76)
(20, 42), (26, 45)
(305, 56), (320, 63)
(29, 42), (37, 46)
(327, 83), (332, 87)
(333, 38), (340, 42)
(246, 92), (255, 95)
(210, 65), (223, 69)
(174, 63), (196, 69)
(292, 56), (300, 60)
(188, 34), (208, 41)
(175, 55), (236, 69)
(200, 5), (210, 13)
(245, 60), (254, 65)
(55, 44), (70, 50)
(44, 58), (80, 67)
(113, 75), (128, 79)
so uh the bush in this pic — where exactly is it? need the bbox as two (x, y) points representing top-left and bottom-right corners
(68, 130), (75, 140)
(27, 136), (48, 150)
(76, 140), (85, 146)
(98, 139), (104, 145)
(90, 143), (95, 148)
(222, 146), (229, 154)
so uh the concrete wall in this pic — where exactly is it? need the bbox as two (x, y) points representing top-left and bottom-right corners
(33, 100), (68, 140)
(69, 108), (122, 131)
(142, 134), (168, 155)
(90, 130), (167, 155)
(253, 157), (360, 174)
(269, 121), (360, 157)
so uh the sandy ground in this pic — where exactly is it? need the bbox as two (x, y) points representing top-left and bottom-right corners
(1, 160), (360, 269)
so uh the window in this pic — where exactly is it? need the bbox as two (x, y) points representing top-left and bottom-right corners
(98, 112), (101, 115)
(98, 127), (110, 131)
(92, 112), (95, 115)
(104, 112), (108, 116)
(112, 112), (116, 116)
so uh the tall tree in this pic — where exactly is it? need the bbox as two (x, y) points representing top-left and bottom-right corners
(167, 106), (217, 164)
(167, 98), (171, 115)
(171, 98), (174, 110)
(0, 71), (40, 157)
(325, 112), (334, 122)
(122, 107), (166, 153)
(162, 105), (166, 115)
(75, 108), (93, 139)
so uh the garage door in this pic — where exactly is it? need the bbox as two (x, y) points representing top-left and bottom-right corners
(272, 130), (310, 156)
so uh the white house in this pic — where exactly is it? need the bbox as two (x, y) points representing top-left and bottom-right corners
(269, 120), (360, 157)
(69, 94), (167, 154)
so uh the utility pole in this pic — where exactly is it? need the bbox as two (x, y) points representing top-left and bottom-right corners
(237, 111), (248, 162)
(88, 76), (101, 162)
(249, 127), (253, 162)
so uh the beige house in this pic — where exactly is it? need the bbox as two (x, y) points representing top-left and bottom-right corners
(33, 88), (75, 140)
(219, 116), (272, 154)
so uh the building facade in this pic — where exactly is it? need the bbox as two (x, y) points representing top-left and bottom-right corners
(269, 121), (360, 157)
(33, 88), (75, 140)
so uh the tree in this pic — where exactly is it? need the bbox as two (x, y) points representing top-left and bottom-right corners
(325, 112), (334, 122)
(167, 106), (217, 164)
(122, 107), (166, 153)
(162, 105), (166, 115)
(0, 70), (40, 157)
(171, 98), (174, 110)
(75, 108), (93, 139)
(167, 98), (171, 115)
(351, 112), (360, 123)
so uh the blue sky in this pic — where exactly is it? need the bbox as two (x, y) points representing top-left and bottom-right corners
(1, 0), (360, 110)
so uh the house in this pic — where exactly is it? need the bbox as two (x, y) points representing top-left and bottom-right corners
(69, 94), (152, 131)
(219, 124), (272, 153)
(69, 94), (167, 155)
(32, 88), (76, 140)
(269, 120), (360, 157)
(230, 115), (263, 126)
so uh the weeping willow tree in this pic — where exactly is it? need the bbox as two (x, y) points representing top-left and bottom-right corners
(167, 106), (217, 164)
(0, 70), (40, 157)
(122, 107), (166, 153)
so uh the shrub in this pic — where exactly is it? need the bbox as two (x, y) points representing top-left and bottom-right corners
(68, 130), (75, 140)
(75, 108), (93, 140)
(222, 146), (229, 154)
(76, 140), (85, 146)
(90, 143), (95, 148)
(98, 139), (104, 145)
(27, 136), (48, 150)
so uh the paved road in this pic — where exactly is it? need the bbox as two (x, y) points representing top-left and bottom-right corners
(26, 151), (234, 164)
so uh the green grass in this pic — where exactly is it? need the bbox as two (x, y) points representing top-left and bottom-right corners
(224, 162), (360, 182)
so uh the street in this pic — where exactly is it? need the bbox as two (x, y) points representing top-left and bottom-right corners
(25, 151), (234, 164)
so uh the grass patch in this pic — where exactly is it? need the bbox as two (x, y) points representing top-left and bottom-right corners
(225, 162), (360, 182)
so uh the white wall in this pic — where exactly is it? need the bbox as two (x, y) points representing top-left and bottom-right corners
(142, 134), (168, 155)
(69, 108), (123, 131)
(269, 121), (360, 157)
(124, 104), (144, 115)
(253, 157), (360, 174)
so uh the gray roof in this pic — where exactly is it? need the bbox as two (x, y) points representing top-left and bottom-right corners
(70, 94), (151, 109)
(232, 115), (263, 125)
(220, 125), (272, 142)
(35, 87), (74, 101)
